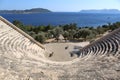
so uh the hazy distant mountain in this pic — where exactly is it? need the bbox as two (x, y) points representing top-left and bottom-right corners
(80, 9), (120, 13)
(0, 8), (51, 14)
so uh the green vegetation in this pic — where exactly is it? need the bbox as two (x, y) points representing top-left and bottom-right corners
(12, 20), (120, 43)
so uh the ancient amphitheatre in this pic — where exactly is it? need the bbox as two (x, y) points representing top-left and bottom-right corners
(0, 16), (120, 80)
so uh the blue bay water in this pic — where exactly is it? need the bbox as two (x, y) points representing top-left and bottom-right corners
(1, 12), (120, 27)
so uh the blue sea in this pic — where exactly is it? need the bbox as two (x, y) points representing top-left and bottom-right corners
(1, 12), (120, 27)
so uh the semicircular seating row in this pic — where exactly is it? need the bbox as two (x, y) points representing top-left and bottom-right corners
(78, 27), (120, 58)
(0, 16), (45, 60)
(0, 16), (120, 60)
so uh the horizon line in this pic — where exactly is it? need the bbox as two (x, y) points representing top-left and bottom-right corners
(0, 8), (120, 12)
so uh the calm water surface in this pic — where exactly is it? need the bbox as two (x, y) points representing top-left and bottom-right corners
(1, 12), (120, 27)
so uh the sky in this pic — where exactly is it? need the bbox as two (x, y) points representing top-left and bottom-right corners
(0, 0), (120, 12)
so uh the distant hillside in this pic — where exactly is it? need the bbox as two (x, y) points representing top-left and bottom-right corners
(0, 8), (51, 14)
(80, 9), (120, 13)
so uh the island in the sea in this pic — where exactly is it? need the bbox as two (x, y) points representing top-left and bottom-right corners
(0, 8), (51, 14)
(80, 9), (120, 13)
